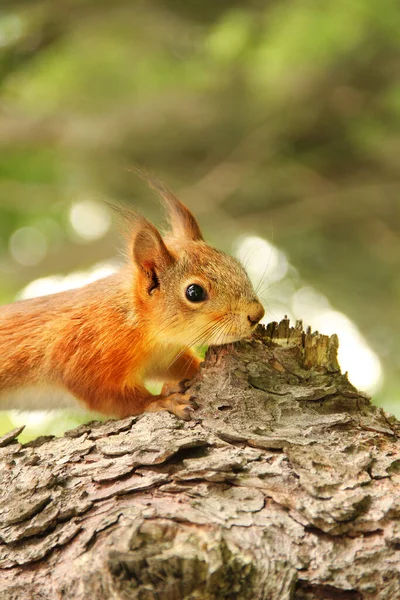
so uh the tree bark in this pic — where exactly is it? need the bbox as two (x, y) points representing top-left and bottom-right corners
(0, 319), (399, 600)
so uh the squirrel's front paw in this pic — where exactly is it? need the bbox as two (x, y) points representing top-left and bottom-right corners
(162, 393), (199, 421)
(144, 392), (198, 420)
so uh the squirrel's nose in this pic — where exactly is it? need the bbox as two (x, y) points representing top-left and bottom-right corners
(247, 302), (265, 326)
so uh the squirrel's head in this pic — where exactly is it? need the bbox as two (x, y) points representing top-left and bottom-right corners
(129, 172), (265, 348)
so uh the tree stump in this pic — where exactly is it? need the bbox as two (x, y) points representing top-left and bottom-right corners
(0, 319), (399, 600)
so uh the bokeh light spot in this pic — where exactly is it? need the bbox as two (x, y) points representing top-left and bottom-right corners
(69, 200), (111, 241)
(235, 235), (289, 286)
(18, 261), (117, 299)
(9, 227), (48, 266)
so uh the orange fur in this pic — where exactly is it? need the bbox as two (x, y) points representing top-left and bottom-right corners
(0, 174), (264, 420)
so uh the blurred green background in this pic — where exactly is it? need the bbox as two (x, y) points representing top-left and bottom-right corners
(0, 0), (399, 441)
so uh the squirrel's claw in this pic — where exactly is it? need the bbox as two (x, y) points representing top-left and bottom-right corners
(162, 392), (198, 421)
(144, 391), (199, 420)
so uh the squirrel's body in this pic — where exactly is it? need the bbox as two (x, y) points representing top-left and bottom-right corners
(0, 175), (264, 419)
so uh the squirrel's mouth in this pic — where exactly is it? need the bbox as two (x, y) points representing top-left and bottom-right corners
(200, 313), (263, 347)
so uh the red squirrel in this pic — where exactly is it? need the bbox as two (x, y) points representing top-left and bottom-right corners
(0, 175), (265, 420)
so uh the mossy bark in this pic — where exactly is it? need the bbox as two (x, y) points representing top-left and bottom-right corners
(0, 320), (399, 599)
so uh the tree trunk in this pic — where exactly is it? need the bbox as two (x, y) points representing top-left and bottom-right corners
(0, 319), (399, 600)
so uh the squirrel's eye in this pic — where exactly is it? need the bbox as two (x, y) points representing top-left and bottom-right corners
(186, 284), (207, 303)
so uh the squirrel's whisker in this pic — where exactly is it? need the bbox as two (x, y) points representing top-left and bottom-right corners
(167, 318), (225, 371)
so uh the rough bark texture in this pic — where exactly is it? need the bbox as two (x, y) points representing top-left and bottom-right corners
(0, 319), (399, 600)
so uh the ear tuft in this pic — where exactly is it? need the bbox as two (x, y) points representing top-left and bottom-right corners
(130, 166), (203, 242)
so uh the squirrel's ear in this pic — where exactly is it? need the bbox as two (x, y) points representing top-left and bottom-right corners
(132, 217), (174, 290)
(133, 168), (203, 242)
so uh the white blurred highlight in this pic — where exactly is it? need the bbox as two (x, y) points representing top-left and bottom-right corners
(9, 227), (48, 266)
(18, 261), (117, 300)
(69, 199), (111, 241)
(235, 235), (288, 285)
(10, 410), (52, 427)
